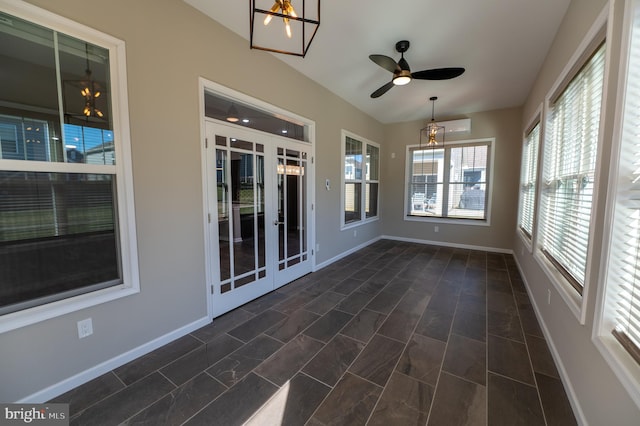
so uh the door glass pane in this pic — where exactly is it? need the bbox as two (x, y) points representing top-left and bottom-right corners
(232, 151), (256, 276)
(216, 148), (230, 281)
(286, 157), (301, 259)
(301, 158), (307, 253)
(277, 157), (285, 262)
(256, 154), (265, 270)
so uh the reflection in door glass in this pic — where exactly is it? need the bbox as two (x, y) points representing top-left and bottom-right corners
(286, 157), (301, 261)
(257, 154), (265, 270)
(277, 157), (285, 265)
(216, 149), (231, 283)
(232, 151), (257, 277)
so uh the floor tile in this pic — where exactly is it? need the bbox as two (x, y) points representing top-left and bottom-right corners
(349, 334), (405, 386)
(396, 333), (446, 386)
(303, 309), (353, 343)
(365, 290), (405, 314)
(427, 286), (460, 315)
(414, 309), (454, 342)
(254, 334), (324, 386)
(488, 335), (534, 385)
(535, 373), (577, 426)
(525, 334), (559, 378)
(245, 373), (331, 426)
(368, 372), (433, 426)
(340, 309), (387, 343)
(160, 345), (208, 386)
(487, 373), (544, 426)
(487, 310), (524, 342)
(332, 277), (365, 295)
(190, 309), (254, 343)
(204, 333), (245, 365)
(303, 335), (364, 386)
(304, 291), (345, 315)
(273, 290), (318, 314)
(487, 290), (518, 316)
(71, 373), (175, 426)
(427, 372), (486, 426)
(114, 335), (202, 385)
(207, 334), (283, 387)
(378, 290), (431, 342)
(442, 333), (487, 385)
(309, 372), (382, 425)
(335, 291), (374, 314)
(183, 373), (277, 426)
(265, 308), (320, 343)
(123, 372), (225, 425)
(227, 309), (287, 342)
(451, 309), (486, 342)
(241, 291), (289, 315)
(52, 372), (124, 417)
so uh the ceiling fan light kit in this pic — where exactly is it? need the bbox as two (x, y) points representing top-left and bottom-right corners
(369, 40), (465, 98)
(250, 0), (320, 57)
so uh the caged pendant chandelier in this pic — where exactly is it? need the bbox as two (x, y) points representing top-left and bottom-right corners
(250, 0), (321, 57)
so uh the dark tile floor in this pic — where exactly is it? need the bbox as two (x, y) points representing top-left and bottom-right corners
(53, 240), (577, 425)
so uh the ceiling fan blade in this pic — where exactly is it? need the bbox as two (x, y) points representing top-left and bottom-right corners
(369, 55), (400, 73)
(411, 67), (465, 80)
(370, 81), (395, 98)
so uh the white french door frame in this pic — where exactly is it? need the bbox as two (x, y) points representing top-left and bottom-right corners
(198, 78), (316, 321)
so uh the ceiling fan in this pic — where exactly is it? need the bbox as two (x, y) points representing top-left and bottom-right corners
(369, 40), (465, 98)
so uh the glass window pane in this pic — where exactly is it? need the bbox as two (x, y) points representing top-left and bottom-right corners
(0, 171), (120, 314)
(344, 182), (362, 224)
(366, 145), (379, 181)
(365, 182), (378, 218)
(345, 137), (362, 181)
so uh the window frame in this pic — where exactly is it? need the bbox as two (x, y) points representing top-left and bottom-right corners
(0, 0), (139, 333)
(340, 130), (380, 229)
(593, 0), (640, 409)
(403, 138), (494, 226)
(533, 6), (609, 324)
(517, 106), (543, 251)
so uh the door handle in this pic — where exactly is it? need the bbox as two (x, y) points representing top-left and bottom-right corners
(274, 220), (284, 226)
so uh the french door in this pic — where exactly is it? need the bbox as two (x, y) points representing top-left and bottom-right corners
(205, 121), (312, 317)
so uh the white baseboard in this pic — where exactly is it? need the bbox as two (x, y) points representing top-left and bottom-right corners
(19, 316), (210, 403)
(512, 257), (587, 426)
(313, 236), (382, 271)
(381, 234), (513, 254)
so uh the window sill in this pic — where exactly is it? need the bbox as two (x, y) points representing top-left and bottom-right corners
(534, 249), (585, 324)
(404, 215), (490, 227)
(517, 229), (534, 253)
(593, 332), (640, 409)
(0, 284), (139, 334)
(341, 215), (379, 231)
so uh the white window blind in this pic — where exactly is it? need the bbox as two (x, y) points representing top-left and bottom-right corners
(518, 122), (540, 239)
(606, 2), (640, 365)
(540, 42), (606, 292)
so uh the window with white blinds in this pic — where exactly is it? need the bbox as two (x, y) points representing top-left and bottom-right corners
(603, 0), (640, 366)
(539, 41), (606, 293)
(518, 122), (540, 239)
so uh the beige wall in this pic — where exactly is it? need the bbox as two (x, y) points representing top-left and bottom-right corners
(381, 107), (522, 251)
(0, 0), (383, 401)
(515, 0), (640, 423)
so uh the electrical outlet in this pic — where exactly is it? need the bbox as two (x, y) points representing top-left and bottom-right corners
(316, 243), (320, 252)
(353, 229), (357, 237)
(434, 226), (439, 233)
(547, 290), (551, 305)
(77, 318), (93, 339)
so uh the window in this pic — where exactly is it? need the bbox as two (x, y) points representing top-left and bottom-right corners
(597, 0), (640, 403)
(406, 139), (492, 221)
(518, 120), (541, 240)
(538, 41), (606, 294)
(0, 3), (138, 330)
(341, 131), (379, 227)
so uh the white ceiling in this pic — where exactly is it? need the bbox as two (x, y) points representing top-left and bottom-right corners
(185, 0), (571, 124)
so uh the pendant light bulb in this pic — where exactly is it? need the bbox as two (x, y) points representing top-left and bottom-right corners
(285, 18), (292, 38)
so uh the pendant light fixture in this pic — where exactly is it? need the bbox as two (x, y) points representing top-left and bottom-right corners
(423, 96), (444, 146)
(80, 43), (103, 119)
(250, 0), (320, 57)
